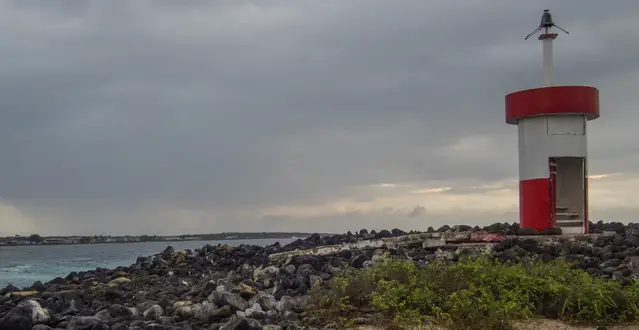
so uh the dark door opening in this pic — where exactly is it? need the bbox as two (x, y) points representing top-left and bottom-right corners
(549, 157), (586, 234)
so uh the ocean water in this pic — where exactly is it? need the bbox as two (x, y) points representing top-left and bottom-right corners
(0, 238), (296, 289)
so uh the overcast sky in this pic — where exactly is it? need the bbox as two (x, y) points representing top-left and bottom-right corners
(1, 0), (638, 236)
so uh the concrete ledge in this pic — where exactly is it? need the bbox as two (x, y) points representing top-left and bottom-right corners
(268, 231), (617, 263)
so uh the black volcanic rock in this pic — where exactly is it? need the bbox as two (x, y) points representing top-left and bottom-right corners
(2, 221), (639, 329)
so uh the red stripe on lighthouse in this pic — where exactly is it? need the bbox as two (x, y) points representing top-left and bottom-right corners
(505, 86), (600, 124)
(519, 178), (551, 230)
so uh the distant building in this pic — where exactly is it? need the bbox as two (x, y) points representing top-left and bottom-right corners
(67, 236), (84, 244)
(43, 237), (69, 245)
(7, 235), (30, 245)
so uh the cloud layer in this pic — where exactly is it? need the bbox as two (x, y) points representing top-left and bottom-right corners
(1, 1), (638, 236)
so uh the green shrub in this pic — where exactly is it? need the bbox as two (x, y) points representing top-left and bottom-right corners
(306, 255), (639, 330)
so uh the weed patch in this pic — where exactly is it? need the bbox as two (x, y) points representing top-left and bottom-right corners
(306, 255), (639, 330)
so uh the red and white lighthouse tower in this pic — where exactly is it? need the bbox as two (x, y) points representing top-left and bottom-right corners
(505, 10), (600, 234)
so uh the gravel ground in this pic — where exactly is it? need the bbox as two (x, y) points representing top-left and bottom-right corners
(358, 319), (639, 329)
(513, 319), (639, 330)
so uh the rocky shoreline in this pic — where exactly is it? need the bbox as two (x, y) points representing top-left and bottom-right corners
(0, 221), (637, 330)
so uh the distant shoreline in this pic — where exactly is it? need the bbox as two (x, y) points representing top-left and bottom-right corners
(0, 237), (291, 248)
(0, 232), (332, 248)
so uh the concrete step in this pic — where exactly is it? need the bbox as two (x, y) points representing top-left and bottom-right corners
(556, 219), (584, 227)
(556, 218), (585, 234)
(556, 205), (569, 211)
(556, 212), (580, 218)
(560, 226), (586, 234)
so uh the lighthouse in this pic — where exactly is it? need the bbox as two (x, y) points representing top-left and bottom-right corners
(505, 10), (600, 234)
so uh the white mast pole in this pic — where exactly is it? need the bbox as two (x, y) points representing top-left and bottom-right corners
(527, 10), (568, 87)
(542, 26), (553, 86)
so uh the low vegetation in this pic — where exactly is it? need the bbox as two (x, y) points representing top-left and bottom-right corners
(306, 254), (639, 330)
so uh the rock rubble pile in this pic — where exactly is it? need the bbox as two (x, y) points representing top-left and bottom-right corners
(0, 221), (637, 330)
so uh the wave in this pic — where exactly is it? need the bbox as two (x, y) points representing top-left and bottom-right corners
(0, 264), (35, 273)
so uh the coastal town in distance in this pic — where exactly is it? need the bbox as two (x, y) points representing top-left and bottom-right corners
(0, 232), (322, 246)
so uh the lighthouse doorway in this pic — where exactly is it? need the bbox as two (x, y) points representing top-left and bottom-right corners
(549, 157), (586, 234)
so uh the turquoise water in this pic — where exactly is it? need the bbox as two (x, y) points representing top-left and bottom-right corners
(0, 238), (295, 289)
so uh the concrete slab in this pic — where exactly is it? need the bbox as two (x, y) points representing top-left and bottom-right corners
(268, 230), (616, 263)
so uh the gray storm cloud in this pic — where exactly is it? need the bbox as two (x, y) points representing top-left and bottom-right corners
(0, 0), (638, 235)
